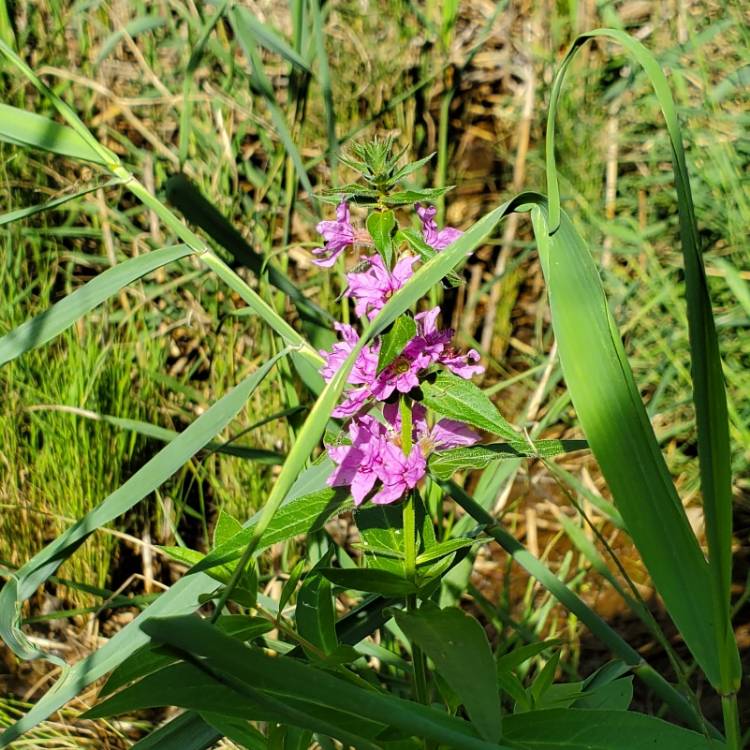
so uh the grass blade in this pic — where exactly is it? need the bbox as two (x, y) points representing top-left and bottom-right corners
(0, 177), (124, 226)
(0, 103), (107, 164)
(0, 244), (192, 367)
(230, 8), (315, 198)
(309, 0), (338, 167)
(546, 29), (739, 694)
(531, 201), (719, 687)
(233, 6), (312, 74)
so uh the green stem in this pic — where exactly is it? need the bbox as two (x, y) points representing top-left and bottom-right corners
(721, 693), (741, 750)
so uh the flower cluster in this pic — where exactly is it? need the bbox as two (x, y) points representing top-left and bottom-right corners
(312, 193), (483, 507)
(327, 404), (477, 506)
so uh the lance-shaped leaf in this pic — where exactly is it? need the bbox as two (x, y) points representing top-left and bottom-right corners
(395, 604), (501, 743)
(428, 440), (588, 480)
(420, 371), (519, 441)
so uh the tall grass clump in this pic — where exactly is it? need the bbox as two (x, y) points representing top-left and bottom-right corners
(0, 4), (744, 750)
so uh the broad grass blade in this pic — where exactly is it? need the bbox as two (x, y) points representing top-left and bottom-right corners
(129, 712), (220, 750)
(502, 709), (724, 750)
(546, 29), (739, 692)
(0, 41), (119, 166)
(0, 244), (192, 367)
(0, 103), (107, 164)
(531, 202), (719, 687)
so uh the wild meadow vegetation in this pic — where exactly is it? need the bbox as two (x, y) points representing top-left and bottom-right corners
(0, 0), (748, 748)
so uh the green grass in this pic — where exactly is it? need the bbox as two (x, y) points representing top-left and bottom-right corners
(0, 0), (748, 745)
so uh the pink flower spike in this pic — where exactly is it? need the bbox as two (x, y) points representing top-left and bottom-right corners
(416, 203), (463, 251)
(319, 322), (380, 418)
(345, 254), (417, 320)
(327, 416), (389, 506)
(440, 346), (484, 378)
(312, 201), (357, 267)
(371, 442), (427, 505)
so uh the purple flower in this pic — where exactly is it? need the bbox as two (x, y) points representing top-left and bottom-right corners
(328, 416), (389, 505)
(385, 402), (479, 454)
(369, 441), (426, 505)
(326, 402), (479, 506)
(319, 323), (380, 418)
(313, 201), (368, 267)
(371, 351), (431, 401)
(404, 306), (484, 379)
(345, 254), (417, 320)
(416, 203), (463, 251)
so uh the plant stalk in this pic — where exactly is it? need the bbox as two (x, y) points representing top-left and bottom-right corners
(721, 692), (741, 750)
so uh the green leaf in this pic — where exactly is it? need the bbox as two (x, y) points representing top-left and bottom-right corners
(529, 651), (560, 705)
(296, 572), (338, 657)
(546, 28), (738, 692)
(391, 153), (435, 182)
(420, 372), (519, 441)
(394, 604), (502, 742)
(0, 351), (287, 664)
(496, 640), (562, 676)
(382, 187), (452, 206)
(356, 503), (406, 575)
(367, 209), (396, 265)
(214, 511), (243, 548)
(396, 228), (462, 286)
(0, 244), (192, 367)
(574, 677), (633, 711)
(377, 315), (417, 373)
(319, 567), (418, 596)
(232, 6), (312, 73)
(141, 615), (509, 750)
(415, 537), (476, 565)
(501, 709), (724, 749)
(193, 487), (352, 572)
(0, 103), (107, 164)
(428, 440), (588, 479)
(278, 558), (306, 615)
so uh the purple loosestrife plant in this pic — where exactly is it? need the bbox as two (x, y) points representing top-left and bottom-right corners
(311, 139), (483, 508)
